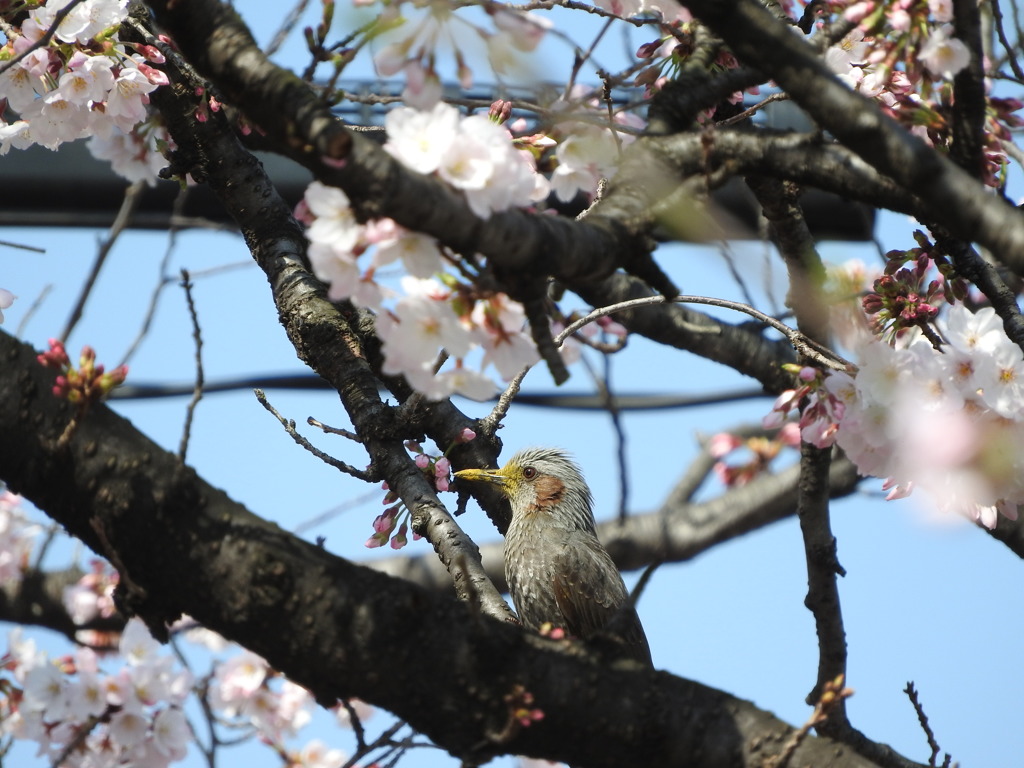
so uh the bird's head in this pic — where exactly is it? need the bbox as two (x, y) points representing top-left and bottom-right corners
(455, 447), (596, 532)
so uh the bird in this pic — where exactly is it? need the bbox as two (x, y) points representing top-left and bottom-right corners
(455, 447), (652, 666)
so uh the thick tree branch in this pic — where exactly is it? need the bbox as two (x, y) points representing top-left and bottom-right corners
(682, 0), (1024, 277)
(951, 0), (988, 178)
(645, 130), (919, 222)
(0, 565), (120, 642)
(129, 25), (513, 623)
(745, 176), (830, 343)
(140, 0), (674, 305)
(795, 444), (848, 718)
(0, 329), (914, 768)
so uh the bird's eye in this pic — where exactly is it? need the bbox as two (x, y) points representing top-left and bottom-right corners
(522, 466), (536, 480)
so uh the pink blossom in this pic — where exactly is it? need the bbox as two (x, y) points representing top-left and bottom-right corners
(106, 67), (159, 128)
(492, 10), (551, 51)
(919, 25), (971, 81)
(843, 1), (874, 23)
(778, 421), (802, 447)
(708, 432), (741, 458)
(390, 523), (409, 549)
(293, 739), (348, 768)
(384, 102), (459, 175)
(0, 288), (16, 324)
(928, 0), (954, 23)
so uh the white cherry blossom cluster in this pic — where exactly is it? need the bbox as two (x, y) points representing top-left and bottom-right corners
(299, 102), (559, 400)
(0, 0), (169, 182)
(784, 303), (1024, 528)
(548, 89), (647, 202)
(383, 101), (550, 219)
(0, 492), (40, 584)
(1, 620), (192, 768)
(206, 646), (373, 766)
(208, 650), (314, 744)
(369, 2), (552, 109)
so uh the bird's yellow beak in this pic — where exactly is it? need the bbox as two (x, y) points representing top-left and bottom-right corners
(454, 466), (509, 495)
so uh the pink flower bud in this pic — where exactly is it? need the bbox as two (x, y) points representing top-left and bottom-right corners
(708, 433), (742, 458)
(762, 410), (787, 430)
(778, 421), (802, 447)
(636, 40), (661, 59)
(843, 0), (875, 23)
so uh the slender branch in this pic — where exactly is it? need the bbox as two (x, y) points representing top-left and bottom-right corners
(254, 389), (375, 482)
(794, 443), (848, 722)
(178, 269), (205, 463)
(62, 181), (145, 343)
(991, 0), (1024, 82)
(902, 682), (950, 768)
(557, 293), (850, 370)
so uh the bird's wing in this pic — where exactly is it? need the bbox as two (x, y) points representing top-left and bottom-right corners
(550, 534), (652, 666)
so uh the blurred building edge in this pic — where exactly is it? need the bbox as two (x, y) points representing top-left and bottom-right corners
(0, 93), (874, 240)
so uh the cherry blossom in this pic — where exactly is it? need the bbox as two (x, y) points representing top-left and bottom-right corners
(0, 0), (166, 179)
(0, 493), (40, 584)
(812, 302), (1024, 528)
(918, 24), (970, 81)
(1, 618), (193, 766)
(0, 289), (16, 324)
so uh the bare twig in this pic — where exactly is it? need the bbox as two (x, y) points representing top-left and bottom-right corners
(120, 188), (189, 367)
(254, 389), (375, 481)
(990, 0), (1024, 82)
(0, 239), (45, 253)
(795, 442), (849, 722)
(479, 365), (531, 436)
(903, 682), (952, 768)
(264, 0), (310, 56)
(342, 699), (369, 753)
(178, 270), (205, 463)
(556, 294), (851, 370)
(61, 181), (145, 343)
(16, 283), (53, 338)
(307, 417), (363, 442)
(718, 92), (791, 127)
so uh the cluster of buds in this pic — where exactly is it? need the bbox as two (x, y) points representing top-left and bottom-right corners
(861, 232), (966, 341)
(36, 339), (128, 405)
(366, 496), (412, 550)
(763, 365), (846, 450)
(810, 674), (855, 727)
(365, 429), (476, 549)
(504, 684), (545, 728)
(192, 85), (222, 123)
(708, 428), (798, 487)
(489, 99), (513, 124)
